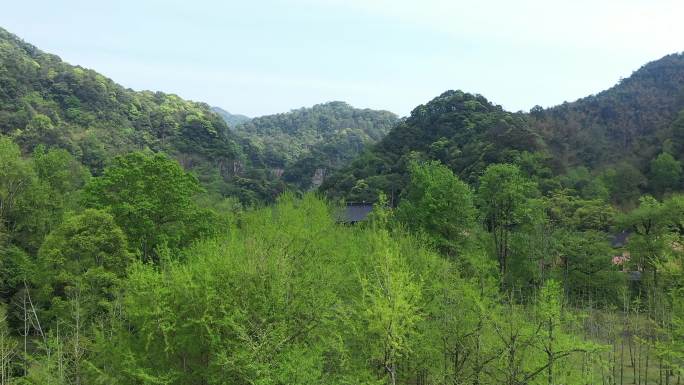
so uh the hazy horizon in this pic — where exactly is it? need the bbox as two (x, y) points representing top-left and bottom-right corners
(2, 0), (683, 117)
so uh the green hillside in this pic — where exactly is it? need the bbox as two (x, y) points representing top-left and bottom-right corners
(531, 53), (684, 169)
(0, 26), (281, 203)
(233, 101), (398, 189)
(323, 54), (684, 207)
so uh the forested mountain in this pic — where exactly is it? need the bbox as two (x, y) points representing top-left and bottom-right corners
(531, 53), (684, 169)
(233, 101), (398, 188)
(0, 27), (282, 203)
(323, 54), (684, 207)
(321, 91), (544, 203)
(210, 106), (250, 127)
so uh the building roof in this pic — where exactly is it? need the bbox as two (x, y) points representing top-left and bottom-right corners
(337, 203), (374, 223)
(627, 271), (642, 281)
(611, 230), (630, 248)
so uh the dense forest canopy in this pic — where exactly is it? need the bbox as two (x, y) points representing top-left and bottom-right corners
(0, 26), (682, 385)
(531, 53), (684, 169)
(321, 90), (545, 203)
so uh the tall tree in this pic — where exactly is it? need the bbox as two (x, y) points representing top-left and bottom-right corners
(477, 164), (537, 287)
(0, 138), (34, 238)
(395, 160), (475, 256)
(618, 196), (670, 290)
(649, 152), (682, 196)
(36, 209), (131, 324)
(0, 303), (17, 385)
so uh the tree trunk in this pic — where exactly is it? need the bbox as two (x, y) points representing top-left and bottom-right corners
(621, 336), (624, 385)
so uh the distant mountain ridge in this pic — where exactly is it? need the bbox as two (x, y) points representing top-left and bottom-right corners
(232, 101), (399, 189)
(211, 106), (250, 127)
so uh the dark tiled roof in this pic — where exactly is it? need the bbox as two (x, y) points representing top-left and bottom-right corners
(611, 231), (630, 248)
(628, 271), (642, 281)
(338, 203), (374, 223)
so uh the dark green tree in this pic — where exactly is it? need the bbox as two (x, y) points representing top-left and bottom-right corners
(477, 163), (537, 286)
(649, 152), (682, 196)
(36, 209), (131, 324)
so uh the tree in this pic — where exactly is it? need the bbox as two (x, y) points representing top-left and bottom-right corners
(477, 164), (537, 287)
(0, 138), (57, 252)
(669, 110), (684, 157)
(358, 228), (423, 385)
(618, 196), (670, 290)
(554, 230), (620, 303)
(31, 146), (89, 200)
(87, 195), (343, 385)
(83, 152), (206, 261)
(34, 207), (132, 380)
(534, 279), (594, 385)
(0, 138), (34, 235)
(603, 162), (647, 207)
(649, 152), (682, 196)
(37, 208), (131, 300)
(0, 303), (17, 385)
(655, 287), (684, 377)
(395, 160), (475, 256)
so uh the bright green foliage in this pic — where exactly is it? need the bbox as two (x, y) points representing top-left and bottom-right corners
(83, 152), (208, 261)
(31, 145), (89, 197)
(533, 280), (598, 385)
(658, 287), (684, 375)
(80, 196), (492, 385)
(395, 160), (475, 256)
(358, 225), (423, 385)
(38, 209), (130, 273)
(84, 195), (425, 384)
(0, 138), (88, 252)
(649, 152), (682, 195)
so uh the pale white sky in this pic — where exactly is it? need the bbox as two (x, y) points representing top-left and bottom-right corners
(2, 0), (683, 117)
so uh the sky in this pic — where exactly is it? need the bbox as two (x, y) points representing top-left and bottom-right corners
(2, 0), (683, 117)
